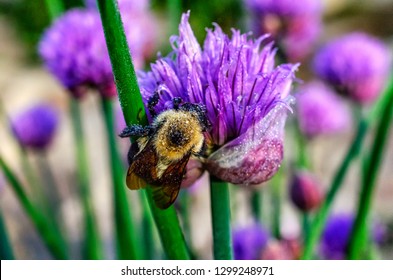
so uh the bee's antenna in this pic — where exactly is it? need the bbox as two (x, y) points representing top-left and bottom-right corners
(148, 90), (160, 118)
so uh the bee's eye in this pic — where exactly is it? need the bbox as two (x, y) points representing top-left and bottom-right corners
(168, 129), (187, 146)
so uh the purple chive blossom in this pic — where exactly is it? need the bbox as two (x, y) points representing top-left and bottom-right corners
(313, 33), (391, 105)
(39, 4), (157, 99)
(289, 170), (322, 212)
(296, 81), (351, 138)
(245, 0), (322, 61)
(233, 223), (270, 260)
(320, 214), (385, 259)
(138, 12), (298, 185)
(10, 104), (59, 151)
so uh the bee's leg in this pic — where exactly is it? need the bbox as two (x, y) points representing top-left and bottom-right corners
(148, 91), (160, 118)
(119, 124), (151, 138)
(172, 97), (183, 110)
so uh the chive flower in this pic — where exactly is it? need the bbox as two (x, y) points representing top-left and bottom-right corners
(296, 81), (351, 138)
(232, 223), (269, 260)
(313, 33), (391, 105)
(320, 214), (385, 259)
(245, 0), (322, 61)
(289, 170), (322, 212)
(10, 104), (59, 151)
(39, 4), (156, 99)
(138, 12), (298, 185)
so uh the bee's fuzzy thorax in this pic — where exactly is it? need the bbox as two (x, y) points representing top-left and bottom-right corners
(153, 109), (204, 161)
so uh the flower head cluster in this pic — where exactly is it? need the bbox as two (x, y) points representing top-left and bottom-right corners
(245, 0), (323, 61)
(138, 12), (298, 185)
(313, 33), (391, 105)
(320, 214), (385, 259)
(289, 170), (322, 212)
(296, 81), (351, 138)
(10, 104), (59, 151)
(232, 223), (269, 260)
(39, 2), (157, 99)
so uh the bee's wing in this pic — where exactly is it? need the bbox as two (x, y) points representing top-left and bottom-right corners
(126, 165), (147, 190)
(151, 153), (191, 209)
(126, 140), (158, 190)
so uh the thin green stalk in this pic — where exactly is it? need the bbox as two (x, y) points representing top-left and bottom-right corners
(251, 189), (262, 222)
(18, 148), (42, 204)
(270, 167), (283, 240)
(35, 155), (69, 254)
(97, 0), (189, 260)
(180, 192), (192, 248)
(139, 191), (155, 260)
(96, 0), (146, 127)
(145, 189), (189, 259)
(301, 78), (393, 259)
(44, 0), (64, 19)
(294, 119), (310, 169)
(210, 175), (233, 260)
(36, 155), (62, 218)
(0, 211), (14, 259)
(70, 99), (103, 259)
(302, 212), (310, 245)
(301, 117), (368, 259)
(179, 191), (197, 259)
(348, 78), (393, 259)
(100, 97), (140, 260)
(0, 155), (68, 259)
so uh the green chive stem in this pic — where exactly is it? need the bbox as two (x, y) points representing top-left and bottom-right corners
(100, 97), (140, 260)
(348, 77), (393, 259)
(0, 155), (68, 259)
(210, 175), (233, 260)
(70, 99), (103, 259)
(96, 0), (189, 260)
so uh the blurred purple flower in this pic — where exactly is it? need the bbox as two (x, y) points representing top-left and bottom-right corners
(39, 4), (157, 99)
(289, 170), (322, 212)
(233, 223), (270, 260)
(313, 33), (391, 105)
(10, 104), (59, 151)
(245, 0), (323, 61)
(296, 81), (351, 138)
(138, 12), (298, 185)
(320, 213), (386, 259)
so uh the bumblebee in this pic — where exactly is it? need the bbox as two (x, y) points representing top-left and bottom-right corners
(119, 93), (210, 209)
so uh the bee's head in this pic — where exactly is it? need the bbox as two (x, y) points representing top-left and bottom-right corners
(167, 127), (188, 147)
(178, 103), (211, 132)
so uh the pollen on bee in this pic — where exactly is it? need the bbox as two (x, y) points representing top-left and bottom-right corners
(153, 110), (204, 161)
